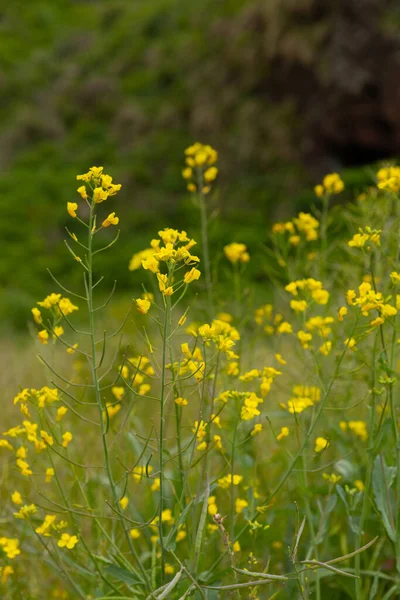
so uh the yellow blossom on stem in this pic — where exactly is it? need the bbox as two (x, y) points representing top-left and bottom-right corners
(11, 491), (22, 505)
(102, 213), (119, 228)
(67, 202), (78, 218)
(184, 267), (201, 284)
(62, 432), (73, 448)
(315, 437), (329, 453)
(224, 243), (250, 264)
(57, 533), (78, 550)
(277, 426), (289, 441)
(235, 498), (248, 514)
(251, 423), (262, 436)
(175, 397), (188, 406)
(119, 496), (129, 510)
(45, 468), (55, 483)
(77, 185), (87, 199)
(38, 330), (49, 344)
(136, 298), (151, 314)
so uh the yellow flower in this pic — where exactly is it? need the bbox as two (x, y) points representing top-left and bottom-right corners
(93, 187), (109, 203)
(62, 432), (73, 448)
(345, 337), (357, 350)
(277, 426), (289, 441)
(277, 321), (292, 334)
(45, 468), (55, 483)
(315, 172), (344, 195)
(217, 474), (243, 489)
(315, 437), (329, 453)
(40, 430), (54, 446)
(348, 420), (368, 441)
(235, 498), (248, 514)
(67, 343), (78, 354)
(77, 185), (87, 199)
(390, 271), (400, 285)
(57, 533), (78, 549)
(291, 300), (308, 313)
(31, 307), (42, 324)
(233, 541), (241, 552)
(53, 326), (64, 338)
(0, 565), (14, 584)
(0, 538), (20, 559)
(176, 529), (187, 542)
(319, 341), (332, 356)
(136, 298), (151, 314)
(151, 478), (160, 492)
(56, 407), (68, 421)
(275, 353), (286, 365)
(67, 202), (78, 218)
(102, 212), (119, 227)
(119, 496), (129, 510)
(322, 473), (342, 485)
(224, 243), (250, 264)
(178, 314), (187, 326)
(338, 306), (347, 321)
(129, 528), (141, 539)
(0, 439), (13, 450)
(112, 386), (125, 400)
(38, 330), (49, 344)
(354, 480), (364, 492)
(11, 491), (22, 505)
(105, 402), (121, 419)
(36, 514), (56, 537)
(204, 166), (218, 182)
(208, 496), (218, 516)
(182, 167), (192, 180)
(14, 504), (37, 519)
(175, 397), (188, 406)
(184, 267), (201, 284)
(297, 330), (312, 348)
(314, 184), (324, 197)
(251, 423), (262, 436)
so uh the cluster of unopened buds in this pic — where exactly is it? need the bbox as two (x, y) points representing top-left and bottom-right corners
(182, 143), (218, 194)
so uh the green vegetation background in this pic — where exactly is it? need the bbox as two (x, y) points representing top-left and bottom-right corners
(0, 0), (389, 327)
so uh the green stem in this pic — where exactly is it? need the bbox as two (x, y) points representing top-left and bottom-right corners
(86, 201), (151, 591)
(199, 192), (213, 316)
(158, 295), (170, 584)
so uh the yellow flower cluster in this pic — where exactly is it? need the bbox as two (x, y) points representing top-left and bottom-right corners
(76, 166), (122, 201)
(346, 281), (397, 324)
(132, 229), (201, 297)
(197, 319), (240, 359)
(217, 473), (243, 489)
(377, 166), (400, 193)
(224, 243), (250, 264)
(273, 212), (320, 246)
(254, 304), (293, 336)
(66, 166), (122, 229)
(107, 355), (153, 419)
(281, 385), (321, 414)
(348, 226), (381, 249)
(285, 278), (329, 312)
(32, 293), (78, 345)
(0, 537), (20, 559)
(314, 172), (344, 197)
(182, 142), (218, 194)
(340, 420), (368, 441)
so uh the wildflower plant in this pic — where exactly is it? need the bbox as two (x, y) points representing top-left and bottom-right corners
(3, 156), (400, 599)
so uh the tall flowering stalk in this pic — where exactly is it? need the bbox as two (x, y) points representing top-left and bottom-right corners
(183, 143), (218, 316)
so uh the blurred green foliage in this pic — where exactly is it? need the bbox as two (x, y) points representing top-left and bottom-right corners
(0, 0), (389, 326)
